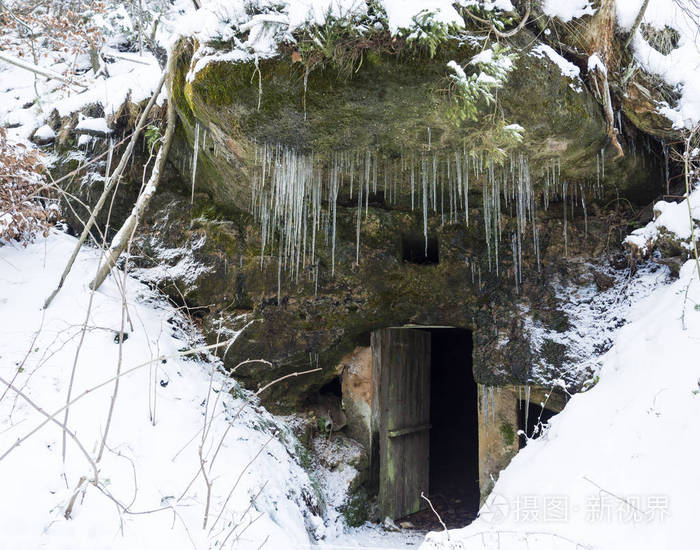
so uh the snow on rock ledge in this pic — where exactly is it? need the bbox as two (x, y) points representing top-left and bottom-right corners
(625, 184), (700, 262)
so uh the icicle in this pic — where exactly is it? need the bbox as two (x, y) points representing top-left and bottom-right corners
(422, 155), (429, 257)
(427, 127), (431, 151)
(330, 160), (339, 277)
(524, 385), (531, 437)
(600, 147), (605, 179)
(562, 180), (568, 257)
(356, 178), (362, 264)
(411, 159), (415, 211)
(105, 137), (114, 179)
(483, 177), (492, 272)
(464, 149), (469, 225)
(581, 184), (588, 239)
(277, 245), (282, 305)
(441, 160), (445, 225)
(512, 233), (519, 294)
(191, 121), (200, 203)
(349, 155), (354, 199)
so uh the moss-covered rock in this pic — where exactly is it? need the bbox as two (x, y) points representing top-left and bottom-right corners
(53, 23), (667, 412)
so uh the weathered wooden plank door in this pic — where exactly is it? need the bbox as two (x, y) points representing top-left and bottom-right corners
(372, 328), (431, 520)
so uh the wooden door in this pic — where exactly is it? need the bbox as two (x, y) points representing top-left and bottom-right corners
(372, 328), (431, 520)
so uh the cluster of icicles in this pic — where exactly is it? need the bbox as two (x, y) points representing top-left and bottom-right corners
(481, 385), (539, 440)
(242, 141), (608, 297)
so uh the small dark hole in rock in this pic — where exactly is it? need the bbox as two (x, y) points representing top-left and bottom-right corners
(402, 233), (439, 264)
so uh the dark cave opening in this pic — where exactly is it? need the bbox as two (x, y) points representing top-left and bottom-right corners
(427, 328), (479, 523)
(400, 327), (479, 528)
(319, 375), (342, 398)
(518, 400), (558, 448)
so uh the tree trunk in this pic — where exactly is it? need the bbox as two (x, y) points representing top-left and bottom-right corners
(43, 71), (167, 308)
(89, 98), (177, 291)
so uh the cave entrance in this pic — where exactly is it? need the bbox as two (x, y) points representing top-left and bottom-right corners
(371, 327), (478, 523)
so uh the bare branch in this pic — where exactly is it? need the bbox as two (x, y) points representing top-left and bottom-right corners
(43, 70), (167, 308)
(0, 52), (88, 89)
(89, 86), (176, 291)
(463, 1), (531, 39)
(624, 0), (651, 49)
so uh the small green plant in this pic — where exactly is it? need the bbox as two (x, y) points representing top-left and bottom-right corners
(581, 375), (600, 392)
(144, 124), (162, 152)
(499, 421), (516, 446)
(406, 10), (451, 58)
(340, 490), (369, 527)
(447, 44), (517, 123)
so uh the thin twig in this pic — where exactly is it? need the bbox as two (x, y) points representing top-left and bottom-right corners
(421, 491), (450, 541)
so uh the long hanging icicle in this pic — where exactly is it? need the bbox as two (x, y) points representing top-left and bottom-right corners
(330, 159), (339, 276)
(191, 121), (200, 203)
(562, 180), (568, 257)
(356, 176), (362, 265)
(105, 137), (114, 179)
(581, 184), (588, 239)
(464, 148), (469, 225)
(411, 158), (415, 211)
(524, 385), (531, 439)
(422, 155), (429, 257)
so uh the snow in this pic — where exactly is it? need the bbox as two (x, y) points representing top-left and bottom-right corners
(616, 0), (700, 129)
(542, 0), (594, 22)
(381, 0), (464, 34)
(531, 44), (581, 80)
(0, 230), (327, 550)
(75, 116), (112, 135)
(587, 53), (608, 75)
(523, 260), (669, 387)
(314, 526), (425, 548)
(625, 185), (700, 254)
(0, 2), (167, 144)
(34, 124), (56, 141)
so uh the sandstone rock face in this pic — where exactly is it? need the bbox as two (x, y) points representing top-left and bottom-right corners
(116, 30), (661, 410)
(54, 29), (665, 411)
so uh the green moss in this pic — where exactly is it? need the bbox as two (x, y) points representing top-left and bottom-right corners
(499, 422), (516, 447)
(341, 490), (369, 527)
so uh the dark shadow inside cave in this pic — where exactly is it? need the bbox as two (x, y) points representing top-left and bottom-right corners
(518, 400), (557, 448)
(400, 327), (479, 528)
(401, 233), (439, 264)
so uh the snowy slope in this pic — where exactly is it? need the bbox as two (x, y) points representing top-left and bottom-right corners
(0, 230), (325, 549)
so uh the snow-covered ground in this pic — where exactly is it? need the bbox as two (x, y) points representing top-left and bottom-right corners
(0, 230), (328, 549)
